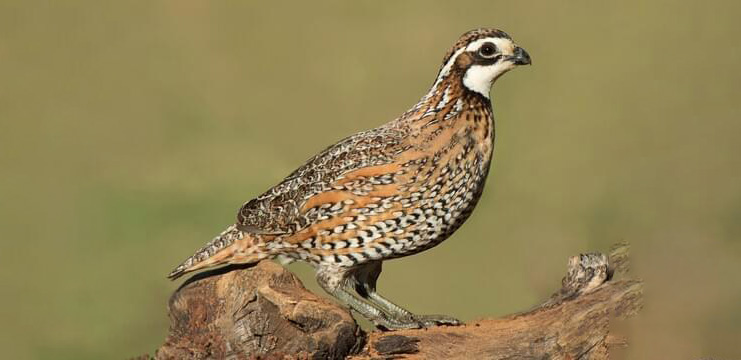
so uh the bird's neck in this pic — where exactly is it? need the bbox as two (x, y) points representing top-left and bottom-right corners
(399, 74), (492, 126)
(388, 74), (495, 159)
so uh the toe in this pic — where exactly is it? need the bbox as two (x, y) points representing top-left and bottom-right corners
(413, 314), (462, 327)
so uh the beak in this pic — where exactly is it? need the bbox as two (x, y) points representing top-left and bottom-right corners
(510, 46), (531, 65)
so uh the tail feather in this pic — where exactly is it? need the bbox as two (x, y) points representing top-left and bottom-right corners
(167, 224), (247, 280)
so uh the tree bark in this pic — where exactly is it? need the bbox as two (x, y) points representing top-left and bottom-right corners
(150, 244), (641, 359)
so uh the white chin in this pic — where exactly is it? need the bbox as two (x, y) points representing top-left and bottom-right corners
(462, 62), (514, 98)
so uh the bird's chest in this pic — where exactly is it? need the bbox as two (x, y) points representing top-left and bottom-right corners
(407, 142), (491, 243)
(385, 116), (494, 255)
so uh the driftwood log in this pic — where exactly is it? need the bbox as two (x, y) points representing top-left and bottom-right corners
(149, 244), (641, 359)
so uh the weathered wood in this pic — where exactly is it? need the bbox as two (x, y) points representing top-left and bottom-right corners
(354, 244), (642, 359)
(153, 244), (642, 359)
(155, 262), (365, 359)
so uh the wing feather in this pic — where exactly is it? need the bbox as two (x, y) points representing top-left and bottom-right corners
(236, 125), (408, 234)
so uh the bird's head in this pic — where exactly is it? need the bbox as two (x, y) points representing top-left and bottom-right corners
(433, 28), (530, 98)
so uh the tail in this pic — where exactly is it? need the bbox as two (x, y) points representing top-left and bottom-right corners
(167, 224), (261, 280)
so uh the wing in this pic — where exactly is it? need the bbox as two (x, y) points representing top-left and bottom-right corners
(236, 125), (409, 235)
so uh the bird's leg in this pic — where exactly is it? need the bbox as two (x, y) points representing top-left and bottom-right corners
(352, 262), (462, 329)
(315, 267), (421, 330)
(352, 262), (414, 320)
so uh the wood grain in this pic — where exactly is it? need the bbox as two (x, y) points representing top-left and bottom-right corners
(149, 244), (641, 359)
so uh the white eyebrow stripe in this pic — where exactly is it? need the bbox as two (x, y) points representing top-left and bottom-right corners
(465, 37), (513, 53)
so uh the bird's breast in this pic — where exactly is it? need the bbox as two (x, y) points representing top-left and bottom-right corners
(275, 110), (495, 267)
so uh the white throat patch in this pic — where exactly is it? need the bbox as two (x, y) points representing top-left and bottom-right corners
(463, 62), (514, 98)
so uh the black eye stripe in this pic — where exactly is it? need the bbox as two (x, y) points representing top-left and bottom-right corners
(477, 54), (503, 65)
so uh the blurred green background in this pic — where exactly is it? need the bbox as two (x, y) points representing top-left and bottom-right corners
(1, 1), (740, 359)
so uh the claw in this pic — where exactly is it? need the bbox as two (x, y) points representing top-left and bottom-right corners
(373, 314), (462, 330)
(412, 314), (463, 328)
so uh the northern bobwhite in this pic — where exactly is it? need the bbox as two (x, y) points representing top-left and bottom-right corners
(168, 28), (531, 330)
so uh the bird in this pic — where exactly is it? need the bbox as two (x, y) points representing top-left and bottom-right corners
(168, 28), (530, 330)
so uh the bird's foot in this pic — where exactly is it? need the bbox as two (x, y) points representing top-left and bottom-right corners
(373, 314), (462, 331)
(410, 314), (463, 328)
(370, 314), (427, 330)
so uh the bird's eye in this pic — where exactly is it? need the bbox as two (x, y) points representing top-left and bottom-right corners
(478, 43), (497, 58)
